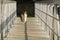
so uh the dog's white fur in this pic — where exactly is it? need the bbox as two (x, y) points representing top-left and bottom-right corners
(21, 11), (27, 23)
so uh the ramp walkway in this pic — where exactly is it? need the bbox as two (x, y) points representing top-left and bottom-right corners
(4, 17), (49, 40)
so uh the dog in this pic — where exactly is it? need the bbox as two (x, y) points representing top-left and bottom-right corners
(21, 11), (27, 23)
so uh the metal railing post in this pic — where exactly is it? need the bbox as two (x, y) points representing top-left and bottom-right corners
(58, 18), (60, 40)
(54, 4), (59, 40)
(1, 0), (4, 40)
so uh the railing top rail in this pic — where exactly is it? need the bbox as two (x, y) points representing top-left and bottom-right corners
(3, 1), (16, 4)
(35, 1), (52, 4)
(35, 1), (60, 4)
(35, 8), (60, 21)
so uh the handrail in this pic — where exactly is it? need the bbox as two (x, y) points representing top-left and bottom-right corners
(35, 8), (60, 38)
(0, 11), (16, 31)
(36, 14), (60, 37)
(35, 8), (60, 21)
(36, 13), (60, 38)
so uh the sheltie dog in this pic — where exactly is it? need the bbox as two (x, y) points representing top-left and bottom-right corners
(21, 11), (27, 23)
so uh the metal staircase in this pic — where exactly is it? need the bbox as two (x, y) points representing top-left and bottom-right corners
(4, 17), (49, 40)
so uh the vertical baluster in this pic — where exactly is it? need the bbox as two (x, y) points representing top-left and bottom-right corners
(54, 4), (58, 40)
